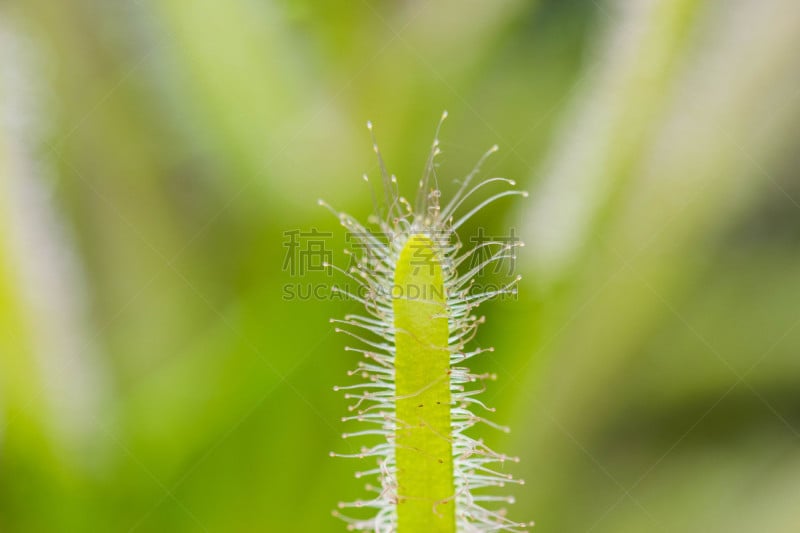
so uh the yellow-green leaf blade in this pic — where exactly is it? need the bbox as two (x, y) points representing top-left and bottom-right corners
(393, 234), (455, 533)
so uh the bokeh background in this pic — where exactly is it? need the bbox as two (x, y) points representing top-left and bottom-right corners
(2, 0), (800, 531)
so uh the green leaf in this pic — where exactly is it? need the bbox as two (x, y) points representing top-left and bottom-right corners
(392, 234), (455, 533)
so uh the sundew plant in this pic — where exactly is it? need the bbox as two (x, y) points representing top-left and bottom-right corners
(323, 113), (532, 532)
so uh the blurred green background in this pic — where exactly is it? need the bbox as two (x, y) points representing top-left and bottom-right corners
(2, 0), (800, 531)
